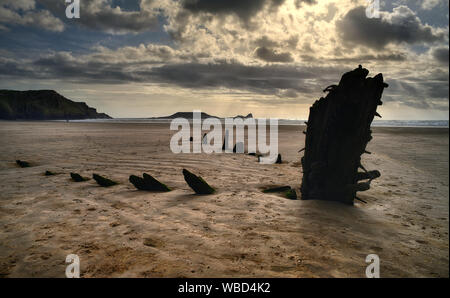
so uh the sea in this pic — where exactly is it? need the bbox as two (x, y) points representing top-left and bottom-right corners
(63, 119), (449, 128)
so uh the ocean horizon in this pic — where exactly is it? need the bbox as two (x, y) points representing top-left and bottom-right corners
(52, 118), (450, 128)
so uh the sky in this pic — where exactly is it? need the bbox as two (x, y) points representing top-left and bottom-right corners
(0, 0), (448, 119)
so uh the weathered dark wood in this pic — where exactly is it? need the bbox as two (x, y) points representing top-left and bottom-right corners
(182, 169), (215, 194)
(300, 65), (387, 205)
(130, 173), (171, 191)
(262, 186), (292, 193)
(16, 160), (30, 168)
(92, 173), (117, 187)
(70, 172), (88, 182)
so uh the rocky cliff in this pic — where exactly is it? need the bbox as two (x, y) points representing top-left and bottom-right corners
(0, 90), (111, 120)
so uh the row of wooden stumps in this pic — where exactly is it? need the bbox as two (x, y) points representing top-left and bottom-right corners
(67, 169), (216, 194)
(21, 161), (297, 200)
(300, 65), (387, 205)
(71, 170), (296, 199)
(17, 159), (214, 194)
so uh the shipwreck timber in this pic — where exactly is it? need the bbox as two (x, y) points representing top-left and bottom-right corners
(300, 65), (388, 205)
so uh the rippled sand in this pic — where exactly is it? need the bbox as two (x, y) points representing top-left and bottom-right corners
(0, 121), (448, 277)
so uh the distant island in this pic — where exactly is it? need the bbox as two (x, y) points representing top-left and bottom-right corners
(150, 112), (253, 119)
(0, 90), (111, 120)
(233, 113), (253, 119)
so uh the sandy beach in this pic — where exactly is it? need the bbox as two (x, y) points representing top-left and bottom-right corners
(0, 121), (448, 278)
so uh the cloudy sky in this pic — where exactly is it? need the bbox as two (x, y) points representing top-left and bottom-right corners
(0, 0), (448, 119)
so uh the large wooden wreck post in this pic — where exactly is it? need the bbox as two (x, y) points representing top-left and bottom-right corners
(300, 65), (388, 205)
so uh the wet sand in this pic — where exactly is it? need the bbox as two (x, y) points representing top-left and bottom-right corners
(0, 121), (448, 277)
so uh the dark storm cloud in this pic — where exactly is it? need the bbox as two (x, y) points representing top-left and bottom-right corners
(432, 47), (449, 64)
(278, 89), (298, 98)
(37, 0), (159, 33)
(0, 54), (347, 97)
(336, 6), (445, 49)
(1, 51), (447, 109)
(181, 0), (283, 22)
(32, 53), (139, 83)
(255, 47), (294, 63)
(144, 61), (337, 94)
(181, 0), (316, 22)
(300, 53), (407, 63)
(331, 53), (407, 63)
(384, 77), (449, 110)
(426, 81), (449, 99)
(253, 35), (299, 50)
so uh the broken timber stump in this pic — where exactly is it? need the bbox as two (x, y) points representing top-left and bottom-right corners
(182, 169), (215, 194)
(300, 65), (387, 205)
(93, 173), (117, 187)
(129, 173), (171, 192)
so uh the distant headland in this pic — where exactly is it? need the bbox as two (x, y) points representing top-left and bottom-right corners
(150, 112), (253, 120)
(0, 90), (111, 120)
